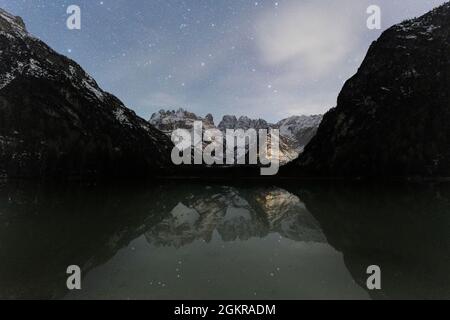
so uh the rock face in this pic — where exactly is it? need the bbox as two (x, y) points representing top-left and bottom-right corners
(149, 108), (216, 133)
(218, 115), (271, 131)
(276, 115), (323, 151)
(150, 109), (322, 164)
(284, 3), (450, 178)
(0, 9), (173, 179)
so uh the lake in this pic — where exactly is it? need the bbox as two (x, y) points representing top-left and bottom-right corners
(0, 180), (448, 299)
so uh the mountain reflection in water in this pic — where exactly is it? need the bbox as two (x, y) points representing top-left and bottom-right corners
(0, 180), (448, 299)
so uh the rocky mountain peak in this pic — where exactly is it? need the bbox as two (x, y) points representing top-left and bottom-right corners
(218, 115), (238, 130)
(0, 9), (27, 37)
(205, 113), (214, 124)
(149, 108), (215, 132)
(218, 115), (271, 131)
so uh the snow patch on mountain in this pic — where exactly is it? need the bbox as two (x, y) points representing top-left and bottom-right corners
(277, 115), (323, 140)
(171, 203), (200, 228)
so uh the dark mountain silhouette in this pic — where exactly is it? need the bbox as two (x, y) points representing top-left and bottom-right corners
(283, 3), (450, 178)
(0, 8), (173, 179)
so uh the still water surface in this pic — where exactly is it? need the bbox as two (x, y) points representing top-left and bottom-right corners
(0, 180), (448, 299)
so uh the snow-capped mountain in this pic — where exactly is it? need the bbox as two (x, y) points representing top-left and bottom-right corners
(0, 9), (173, 178)
(276, 115), (323, 150)
(150, 109), (322, 164)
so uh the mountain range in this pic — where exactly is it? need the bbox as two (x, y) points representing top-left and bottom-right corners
(149, 108), (322, 164)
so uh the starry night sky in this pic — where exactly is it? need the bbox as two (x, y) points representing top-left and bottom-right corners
(0, 0), (447, 122)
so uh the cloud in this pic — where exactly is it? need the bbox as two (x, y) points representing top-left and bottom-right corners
(255, 0), (366, 77)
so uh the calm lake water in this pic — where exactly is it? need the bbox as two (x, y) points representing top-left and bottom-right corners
(0, 180), (449, 300)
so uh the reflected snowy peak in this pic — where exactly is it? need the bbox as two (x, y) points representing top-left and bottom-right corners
(144, 186), (325, 247)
